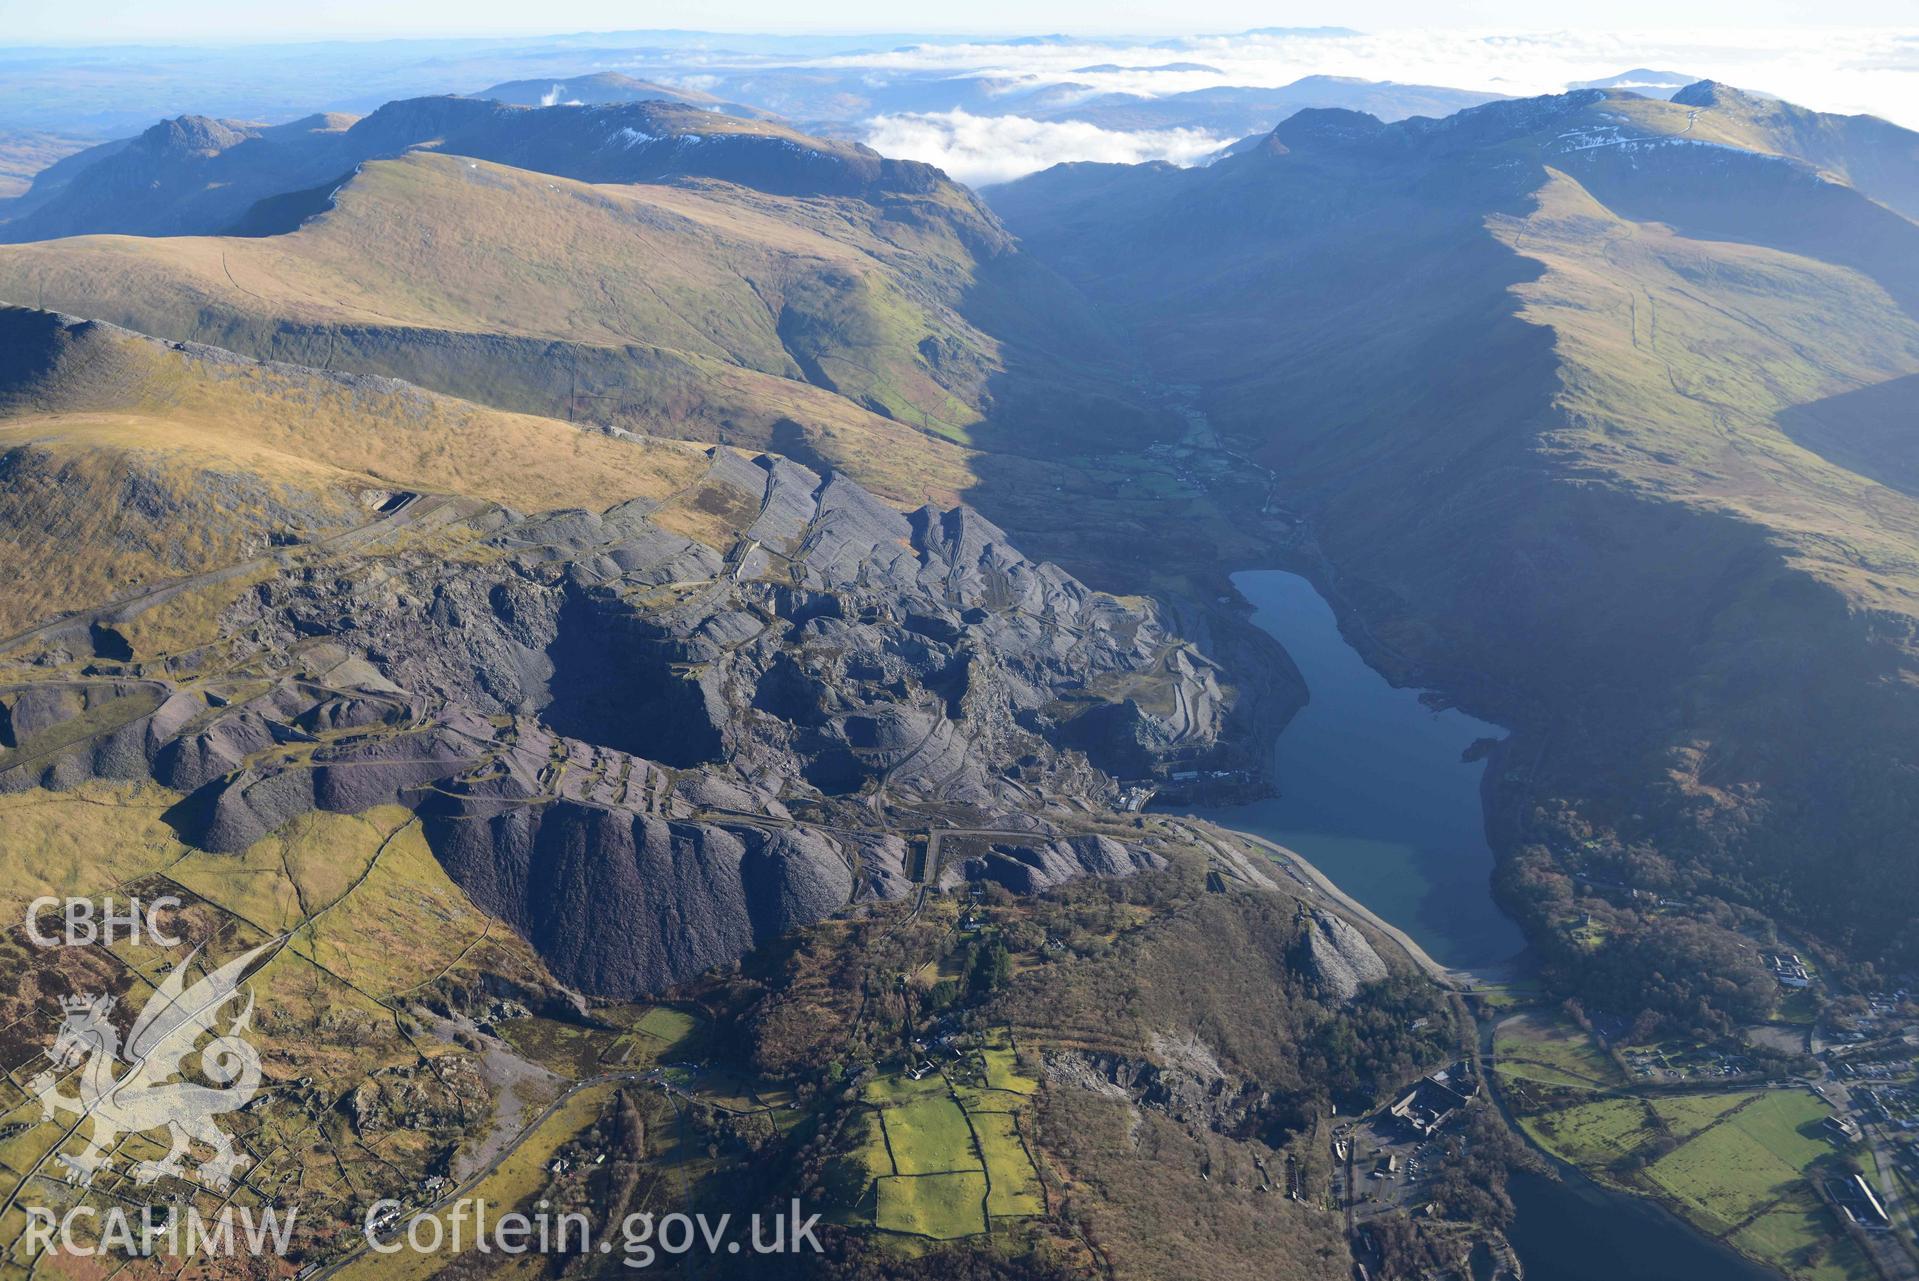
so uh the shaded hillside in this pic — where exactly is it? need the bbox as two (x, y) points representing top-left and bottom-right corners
(992, 87), (1919, 972)
(0, 107), (1161, 473)
(0, 112), (358, 241)
(1778, 373), (1919, 499)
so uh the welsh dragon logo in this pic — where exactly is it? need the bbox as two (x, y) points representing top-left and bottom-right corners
(28, 939), (275, 1190)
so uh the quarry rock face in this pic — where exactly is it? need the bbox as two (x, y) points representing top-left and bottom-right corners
(1044, 1034), (1273, 1135)
(939, 834), (1165, 894)
(0, 449), (1227, 995)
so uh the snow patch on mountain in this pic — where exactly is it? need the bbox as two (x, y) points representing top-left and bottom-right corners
(608, 126), (658, 148)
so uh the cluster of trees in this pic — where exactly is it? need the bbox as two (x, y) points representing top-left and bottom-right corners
(1500, 839), (1781, 1040)
(731, 906), (955, 1080)
(1570, 919), (1777, 1038)
(1304, 973), (1458, 1110)
(734, 863), (1206, 1086)
(1361, 1215), (1485, 1280)
(925, 936), (1015, 1013)
(1421, 1106), (1536, 1231)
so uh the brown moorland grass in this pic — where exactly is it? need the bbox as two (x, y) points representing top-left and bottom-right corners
(1491, 171), (1919, 619)
(0, 325), (721, 513)
(0, 151), (998, 459)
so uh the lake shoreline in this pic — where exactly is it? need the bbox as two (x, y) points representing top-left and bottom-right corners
(1195, 569), (1525, 971)
(1200, 821), (1461, 985)
(1194, 568), (1785, 1281)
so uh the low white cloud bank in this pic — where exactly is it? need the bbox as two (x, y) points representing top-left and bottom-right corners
(815, 27), (1918, 130)
(862, 110), (1229, 186)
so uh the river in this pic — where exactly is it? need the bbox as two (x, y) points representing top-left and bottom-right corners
(1200, 569), (1778, 1281)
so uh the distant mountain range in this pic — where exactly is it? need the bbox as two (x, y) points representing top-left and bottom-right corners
(0, 28), (1395, 139)
(1036, 76), (1506, 136)
(0, 96), (952, 242)
(0, 93), (1166, 488)
(474, 70), (773, 119)
(0, 70), (1511, 246)
(563, 66), (1505, 138)
(1569, 68), (1700, 97)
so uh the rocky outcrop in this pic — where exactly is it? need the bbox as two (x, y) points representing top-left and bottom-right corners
(1044, 1035), (1272, 1135)
(0, 449), (1221, 996)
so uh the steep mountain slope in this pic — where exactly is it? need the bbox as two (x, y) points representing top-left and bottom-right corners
(992, 87), (1919, 973)
(0, 103), (1157, 473)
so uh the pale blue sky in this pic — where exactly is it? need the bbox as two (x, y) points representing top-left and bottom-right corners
(5, 0), (1915, 44)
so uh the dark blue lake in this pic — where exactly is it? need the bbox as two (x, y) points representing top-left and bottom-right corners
(1196, 569), (1525, 971)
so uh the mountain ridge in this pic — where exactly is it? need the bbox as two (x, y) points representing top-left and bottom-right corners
(991, 83), (1919, 974)
(474, 70), (773, 119)
(0, 107), (1161, 499)
(0, 95), (958, 243)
